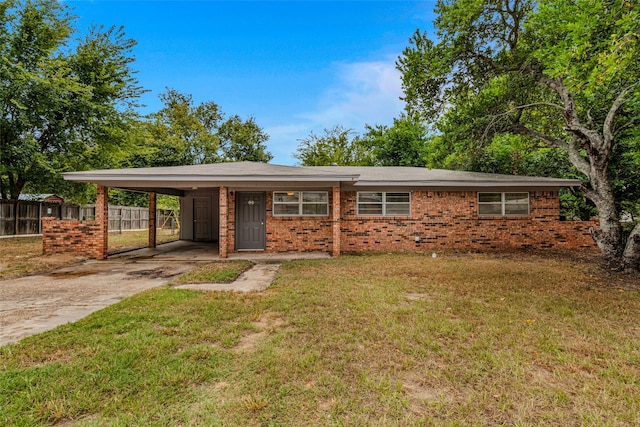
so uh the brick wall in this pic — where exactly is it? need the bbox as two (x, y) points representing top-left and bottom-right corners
(265, 190), (334, 253)
(42, 218), (107, 259)
(340, 190), (598, 253)
(226, 191), (334, 254)
(221, 189), (599, 256)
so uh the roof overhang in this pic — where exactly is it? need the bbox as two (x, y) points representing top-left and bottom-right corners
(63, 162), (582, 193)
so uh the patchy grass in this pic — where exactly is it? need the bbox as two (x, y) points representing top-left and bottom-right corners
(1, 253), (639, 426)
(0, 237), (84, 279)
(170, 261), (252, 284)
(0, 230), (180, 279)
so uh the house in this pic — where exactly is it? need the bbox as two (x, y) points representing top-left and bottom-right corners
(42, 162), (598, 259)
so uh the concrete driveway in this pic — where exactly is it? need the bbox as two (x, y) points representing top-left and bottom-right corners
(0, 240), (329, 346)
(0, 257), (200, 346)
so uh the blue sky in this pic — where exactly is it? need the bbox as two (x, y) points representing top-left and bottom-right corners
(68, 1), (437, 165)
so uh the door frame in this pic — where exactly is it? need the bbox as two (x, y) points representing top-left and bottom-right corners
(235, 191), (266, 250)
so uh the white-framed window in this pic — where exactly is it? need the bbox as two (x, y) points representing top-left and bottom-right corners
(357, 192), (411, 216)
(478, 192), (529, 216)
(272, 191), (329, 216)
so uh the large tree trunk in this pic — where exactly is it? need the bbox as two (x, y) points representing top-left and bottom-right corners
(622, 223), (640, 273)
(586, 167), (625, 269)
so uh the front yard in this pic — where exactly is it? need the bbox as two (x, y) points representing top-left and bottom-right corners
(1, 253), (639, 426)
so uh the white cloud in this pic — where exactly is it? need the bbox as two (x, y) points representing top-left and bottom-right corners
(266, 58), (406, 165)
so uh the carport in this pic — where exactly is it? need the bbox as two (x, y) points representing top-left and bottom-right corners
(56, 162), (351, 260)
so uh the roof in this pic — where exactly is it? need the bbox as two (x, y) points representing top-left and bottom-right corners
(18, 194), (64, 202)
(63, 161), (581, 194)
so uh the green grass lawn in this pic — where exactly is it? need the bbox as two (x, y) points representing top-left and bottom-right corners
(170, 261), (252, 284)
(1, 253), (639, 426)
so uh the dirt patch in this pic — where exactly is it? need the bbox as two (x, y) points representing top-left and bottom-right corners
(235, 315), (287, 352)
(406, 293), (429, 301)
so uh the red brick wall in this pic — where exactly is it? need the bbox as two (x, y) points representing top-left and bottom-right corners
(42, 218), (106, 259)
(220, 189), (598, 255)
(41, 185), (109, 260)
(226, 191), (334, 253)
(265, 191), (334, 253)
(340, 190), (598, 252)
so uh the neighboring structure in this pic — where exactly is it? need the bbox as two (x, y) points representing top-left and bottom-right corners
(44, 162), (598, 259)
(18, 194), (65, 204)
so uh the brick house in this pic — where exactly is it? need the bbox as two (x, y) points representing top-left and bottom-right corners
(46, 162), (598, 259)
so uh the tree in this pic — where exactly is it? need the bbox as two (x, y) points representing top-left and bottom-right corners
(294, 125), (373, 166)
(0, 0), (143, 202)
(218, 115), (272, 163)
(128, 89), (272, 170)
(361, 114), (429, 167)
(133, 89), (223, 168)
(397, 0), (640, 271)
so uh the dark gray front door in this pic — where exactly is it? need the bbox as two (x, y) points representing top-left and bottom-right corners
(236, 192), (266, 250)
(193, 197), (212, 241)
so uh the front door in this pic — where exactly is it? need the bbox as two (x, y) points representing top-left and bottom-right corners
(193, 197), (212, 241)
(236, 192), (266, 250)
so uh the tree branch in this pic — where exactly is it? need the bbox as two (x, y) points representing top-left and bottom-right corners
(536, 74), (606, 152)
(509, 122), (591, 177)
(603, 82), (639, 149)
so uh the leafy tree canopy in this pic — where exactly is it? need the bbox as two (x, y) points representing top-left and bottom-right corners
(361, 114), (429, 167)
(294, 125), (373, 166)
(126, 88), (272, 170)
(0, 0), (143, 202)
(397, 0), (640, 271)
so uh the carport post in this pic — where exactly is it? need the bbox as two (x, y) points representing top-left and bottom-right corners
(332, 186), (341, 257)
(148, 192), (156, 249)
(219, 186), (228, 258)
(95, 185), (109, 260)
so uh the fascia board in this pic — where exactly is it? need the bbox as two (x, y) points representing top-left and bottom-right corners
(63, 173), (359, 183)
(353, 179), (582, 188)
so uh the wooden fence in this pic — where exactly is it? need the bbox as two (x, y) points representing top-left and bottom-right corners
(0, 201), (177, 236)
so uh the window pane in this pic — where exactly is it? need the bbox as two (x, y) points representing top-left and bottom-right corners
(386, 193), (410, 203)
(273, 204), (299, 215)
(358, 192), (383, 203)
(479, 204), (502, 215)
(386, 204), (410, 216)
(274, 192), (299, 203)
(505, 204), (528, 215)
(302, 203), (328, 215)
(505, 193), (528, 204)
(479, 193), (502, 203)
(302, 192), (327, 203)
(358, 204), (383, 215)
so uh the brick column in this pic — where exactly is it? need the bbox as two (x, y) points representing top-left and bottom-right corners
(95, 185), (109, 260)
(219, 186), (228, 258)
(148, 192), (157, 248)
(332, 186), (341, 257)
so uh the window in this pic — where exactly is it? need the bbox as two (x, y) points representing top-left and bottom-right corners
(273, 191), (328, 216)
(357, 192), (411, 216)
(478, 192), (529, 216)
